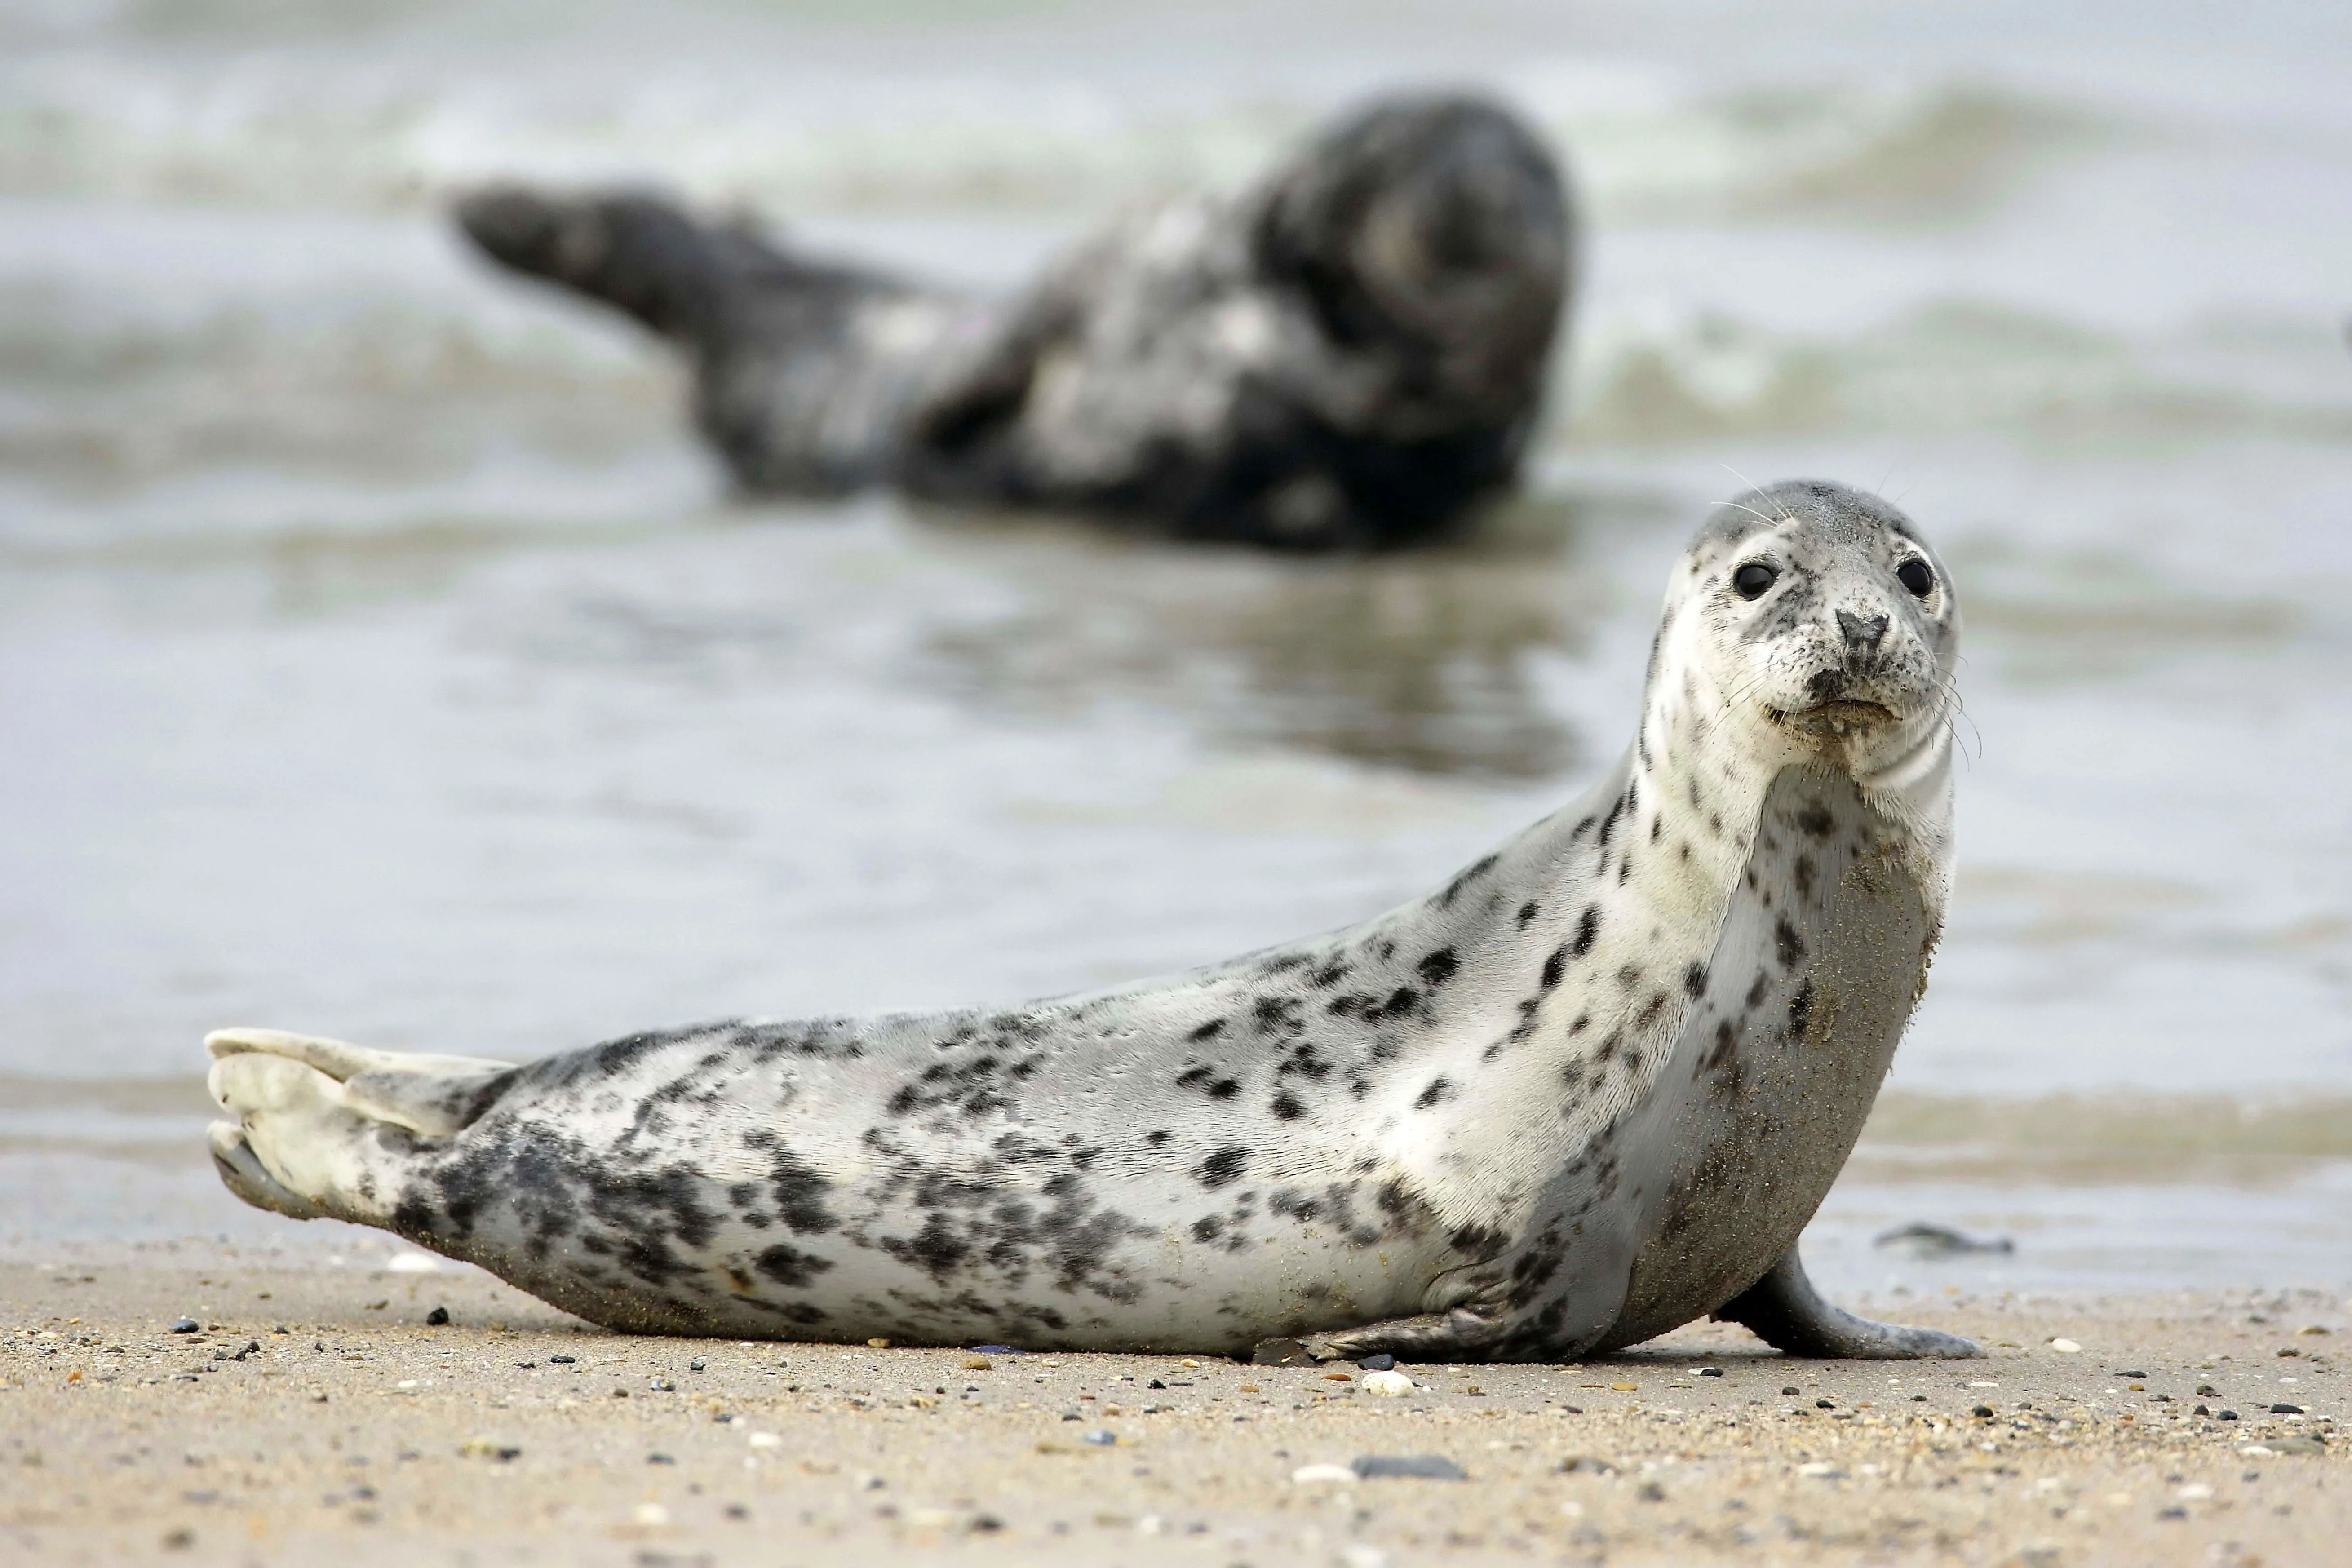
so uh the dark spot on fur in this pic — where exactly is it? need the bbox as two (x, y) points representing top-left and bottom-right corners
(1775, 916), (1807, 970)
(1196, 1146), (1249, 1190)
(1416, 947), (1460, 987)
(752, 1242), (834, 1289)
(1571, 906), (1600, 957)
(1413, 1076), (1454, 1109)
(1271, 1092), (1306, 1121)
(1683, 961), (1708, 998)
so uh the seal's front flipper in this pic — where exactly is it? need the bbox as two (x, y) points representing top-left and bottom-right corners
(1714, 1248), (1980, 1359)
(1300, 1308), (1503, 1364)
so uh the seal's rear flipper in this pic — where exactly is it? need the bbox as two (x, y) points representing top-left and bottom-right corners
(205, 1028), (519, 1227)
(1714, 1247), (1980, 1359)
(453, 187), (794, 348)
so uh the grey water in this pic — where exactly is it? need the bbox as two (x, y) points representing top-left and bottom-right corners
(1, 0), (2348, 1297)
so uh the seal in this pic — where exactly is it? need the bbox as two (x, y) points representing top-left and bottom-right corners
(206, 478), (1976, 1360)
(452, 91), (1570, 550)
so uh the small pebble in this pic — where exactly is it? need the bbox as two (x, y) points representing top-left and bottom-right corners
(1972, 1404), (1996, 1418)
(1351, 1454), (1466, 1481)
(169, 1318), (198, 1334)
(688, 1359), (704, 1372)
(2049, 1338), (2083, 1353)
(1361, 1370), (1415, 1398)
(865, 1338), (890, 1349)
(2239, 1437), (2325, 1457)
(424, 1307), (448, 1326)
(961, 1355), (994, 1372)
(1290, 1463), (1356, 1485)
(547, 1354), (575, 1364)
(1781, 1385), (1800, 1396)
(2219, 1409), (2240, 1421)
(1080, 1430), (1116, 1446)
(2270, 1403), (2304, 1414)
(1697, 1367), (1723, 1378)
(1357, 1354), (1396, 1372)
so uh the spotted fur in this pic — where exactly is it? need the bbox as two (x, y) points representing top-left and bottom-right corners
(207, 480), (1976, 1359)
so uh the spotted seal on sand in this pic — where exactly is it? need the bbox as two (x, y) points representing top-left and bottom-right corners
(452, 91), (1569, 550)
(207, 478), (1976, 1360)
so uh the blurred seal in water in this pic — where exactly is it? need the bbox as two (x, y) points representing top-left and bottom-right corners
(452, 92), (1571, 550)
(206, 480), (1979, 1362)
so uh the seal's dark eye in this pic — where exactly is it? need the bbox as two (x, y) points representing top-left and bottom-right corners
(1732, 562), (1777, 600)
(1896, 558), (1935, 598)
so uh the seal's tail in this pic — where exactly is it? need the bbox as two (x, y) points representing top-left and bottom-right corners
(204, 1028), (518, 1224)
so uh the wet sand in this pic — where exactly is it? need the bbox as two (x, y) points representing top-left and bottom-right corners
(3, 1261), (2340, 1567)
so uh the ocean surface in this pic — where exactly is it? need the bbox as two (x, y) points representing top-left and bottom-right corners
(2, 0), (2348, 1299)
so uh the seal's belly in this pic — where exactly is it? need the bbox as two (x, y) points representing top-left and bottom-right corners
(1595, 768), (1937, 1350)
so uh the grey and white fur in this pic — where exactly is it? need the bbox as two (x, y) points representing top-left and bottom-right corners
(452, 92), (1569, 551)
(207, 479), (1976, 1361)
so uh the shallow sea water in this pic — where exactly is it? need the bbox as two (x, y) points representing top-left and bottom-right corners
(1, 0), (2347, 1296)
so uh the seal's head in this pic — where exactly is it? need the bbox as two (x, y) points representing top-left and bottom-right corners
(1676, 479), (1960, 784)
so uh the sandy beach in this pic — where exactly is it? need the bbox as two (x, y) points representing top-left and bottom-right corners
(4, 1259), (2339, 1567)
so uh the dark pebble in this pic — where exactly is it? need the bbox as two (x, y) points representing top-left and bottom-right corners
(1147, 1379), (1166, 1390)
(548, 1354), (575, 1364)
(2271, 1403), (2304, 1414)
(2159, 1507), (2188, 1520)
(648, 1454), (675, 1465)
(2116, 1369), (2148, 1379)
(970, 1514), (1005, 1532)
(1815, 1399), (1835, 1409)
(2198, 1384), (2220, 1396)
(1251, 1338), (1314, 1367)
(1358, 1354), (1397, 1372)
(1636, 1481), (1666, 1502)
(1972, 1404), (1996, 1418)
(2195, 1405), (2212, 1416)
(170, 1318), (199, 1334)
(1781, 1385), (1800, 1396)
(1697, 1367), (1724, 1378)
(688, 1360), (705, 1373)
(2219, 1409), (2240, 1421)
(424, 1307), (449, 1326)
(1352, 1454), (1467, 1481)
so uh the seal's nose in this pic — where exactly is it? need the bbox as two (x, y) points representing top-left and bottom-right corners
(1836, 609), (1889, 653)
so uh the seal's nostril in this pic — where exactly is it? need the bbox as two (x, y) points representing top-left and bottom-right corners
(1836, 610), (1889, 650)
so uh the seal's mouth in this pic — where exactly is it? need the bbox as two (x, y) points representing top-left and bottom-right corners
(1768, 698), (1900, 738)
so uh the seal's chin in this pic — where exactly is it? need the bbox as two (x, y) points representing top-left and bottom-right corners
(1767, 699), (1902, 742)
